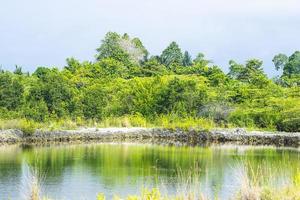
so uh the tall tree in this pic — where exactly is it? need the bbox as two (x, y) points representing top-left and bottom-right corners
(182, 51), (192, 67)
(0, 72), (24, 110)
(228, 59), (267, 86)
(30, 67), (74, 118)
(228, 60), (244, 79)
(14, 65), (23, 75)
(160, 42), (183, 67)
(272, 53), (288, 71)
(119, 35), (148, 64)
(245, 59), (264, 73)
(193, 53), (211, 66)
(284, 51), (300, 77)
(96, 32), (148, 66)
(96, 32), (128, 62)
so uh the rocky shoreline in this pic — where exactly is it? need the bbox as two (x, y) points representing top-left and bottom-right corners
(0, 128), (299, 147)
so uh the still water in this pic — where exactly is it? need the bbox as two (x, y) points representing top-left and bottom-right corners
(0, 143), (299, 200)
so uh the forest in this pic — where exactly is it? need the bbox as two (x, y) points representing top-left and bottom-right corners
(0, 32), (300, 132)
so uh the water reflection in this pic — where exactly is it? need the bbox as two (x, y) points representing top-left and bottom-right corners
(0, 144), (299, 199)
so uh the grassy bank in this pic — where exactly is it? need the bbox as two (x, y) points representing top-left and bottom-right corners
(1, 114), (284, 136)
(0, 115), (217, 135)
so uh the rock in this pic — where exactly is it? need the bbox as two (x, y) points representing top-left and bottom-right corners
(0, 128), (299, 147)
(0, 129), (23, 143)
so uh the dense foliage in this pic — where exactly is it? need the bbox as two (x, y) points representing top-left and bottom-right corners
(1, 32), (299, 131)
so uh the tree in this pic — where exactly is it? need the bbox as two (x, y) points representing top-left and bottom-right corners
(272, 53), (288, 71)
(160, 42), (183, 67)
(193, 53), (211, 66)
(65, 58), (81, 73)
(155, 77), (206, 116)
(205, 66), (227, 86)
(284, 51), (300, 77)
(30, 68), (74, 118)
(14, 65), (23, 75)
(228, 60), (244, 79)
(182, 51), (192, 67)
(96, 32), (131, 64)
(228, 59), (267, 87)
(131, 37), (149, 62)
(96, 32), (148, 66)
(23, 99), (49, 122)
(97, 58), (129, 78)
(0, 72), (24, 110)
(82, 84), (108, 119)
(241, 59), (264, 81)
(245, 59), (263, 72)
(142, 56), (168, 76)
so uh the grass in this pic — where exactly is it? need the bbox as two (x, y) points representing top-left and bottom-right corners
(0, 113), (295, 135)
(24, 185), (300, 200)
(0, 114), (216, 135)
(0, 119), (40, 135)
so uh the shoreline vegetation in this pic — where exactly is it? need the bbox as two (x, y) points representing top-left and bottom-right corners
(26, 185), (300, 200)
(0, 32), (299, 134)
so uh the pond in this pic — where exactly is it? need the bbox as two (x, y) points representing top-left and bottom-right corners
(0, 143), (299, 199)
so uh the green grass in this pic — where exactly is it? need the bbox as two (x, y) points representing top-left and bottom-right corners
(0, 114), (216, 134)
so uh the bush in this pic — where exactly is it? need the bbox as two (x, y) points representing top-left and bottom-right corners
(0, 119), (38, 135)
(228, 107), (280, 130)
(198, 102), (233, 126)
(277, 108), (300, 132)
(277, 118), (300, 132)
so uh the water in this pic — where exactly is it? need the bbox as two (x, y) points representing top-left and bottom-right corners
(0, 143), (299, 200)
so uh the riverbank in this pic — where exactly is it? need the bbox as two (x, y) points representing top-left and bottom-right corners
(0, 128), (299, 147)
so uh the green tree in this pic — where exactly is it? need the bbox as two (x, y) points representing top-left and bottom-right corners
(155, 77), (206, 116)
(23, 100), (49, 122)
(29, 67), (74, 118)
(245, 59), (264, 72)
(0, 72), (24, 110)
(131, 37), (149, 62)
(272, 53), (288, 71)
(284, 51), (300, 77)
(96, 32), (148, 66)
(228, 60), (244, 79)
(228, 59), (268, 87)
(65, 58), (81, 73)
(193, 53), (211, 66)
(96, 32), (131, 65)
(141, 56), (168, 76)
(97, 58), (128, 78)
(160, 42), (183, 67)
(182, 51), (192, 67)
(82, 84), (108, 119)
(14, 65), (23, 75)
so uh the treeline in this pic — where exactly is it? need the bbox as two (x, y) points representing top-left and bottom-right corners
(0, 32), (300, 131)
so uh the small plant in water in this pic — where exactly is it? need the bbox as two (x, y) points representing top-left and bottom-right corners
(22, 165), (50, 200)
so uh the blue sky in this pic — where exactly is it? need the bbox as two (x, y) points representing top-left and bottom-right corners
(1, 0), (300, 76)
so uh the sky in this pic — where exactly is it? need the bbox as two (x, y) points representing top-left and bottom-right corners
(1, 0), (300, 76)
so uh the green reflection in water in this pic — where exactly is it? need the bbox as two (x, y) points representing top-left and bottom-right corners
(0, 144), (299, 199)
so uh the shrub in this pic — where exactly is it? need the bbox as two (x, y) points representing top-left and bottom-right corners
(277, 118), (300, 132)
(0, 119), (38, 135)
(277, 108), (300, 132)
